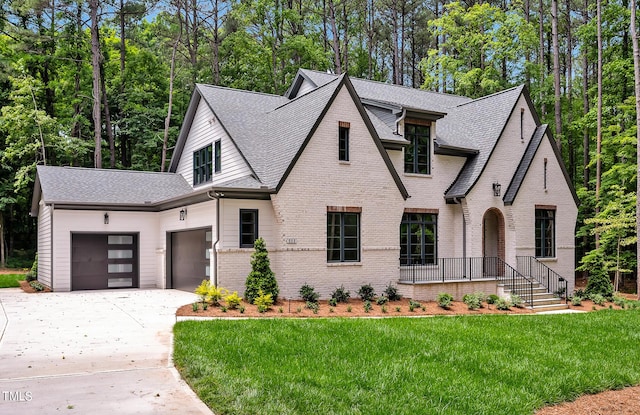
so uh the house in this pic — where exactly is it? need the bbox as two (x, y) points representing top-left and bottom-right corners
(30, 69), (579, 306)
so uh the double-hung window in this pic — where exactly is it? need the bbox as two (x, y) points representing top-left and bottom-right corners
(404, 123), (431, 174)
(193, 144), (212, 185)
(535, 208), (555, 258)
(400, 212), (437, 265)
(327, 208), (360, 262)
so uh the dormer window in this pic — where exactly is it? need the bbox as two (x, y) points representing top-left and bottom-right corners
(404, 122), (431, 174)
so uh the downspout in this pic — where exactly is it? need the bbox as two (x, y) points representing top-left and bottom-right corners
(394, 108), (407, 135)
(207, 191), (221, 287)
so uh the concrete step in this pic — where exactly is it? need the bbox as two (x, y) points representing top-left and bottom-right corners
(532, 303), (570, 312)
(531, 297), (565, 306)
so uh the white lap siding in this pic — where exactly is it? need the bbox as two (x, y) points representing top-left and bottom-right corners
(36, 199), (52, 288)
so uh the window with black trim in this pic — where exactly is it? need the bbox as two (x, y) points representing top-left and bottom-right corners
(535, 209), (555, 258)
(214, 140), (221, 173)
(400, 213), (437, 265)
(327, 212), (360, 262)
(240, 209), (258, 248)
(404, 123), (431, 174)
(193, 144), (212, 185)
(339, 123), (349, 161)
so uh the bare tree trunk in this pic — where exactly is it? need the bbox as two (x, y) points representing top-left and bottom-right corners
(90, 0), (102, 169)
(328, 0), (342, 74)
(162, 34), (181, 172)
(539, 0), (546, 116)
(595, 0), (603, 248)
(630, 0), (640, 299)
(552, 0), (562, 151)
(525, 0), (531, 88)
(0, 213), (4, 267)
(566, 0), (574, 182)
(100, 61), (115, 168)
(211, 0), (220, 85)
(582, 0), (590, 190)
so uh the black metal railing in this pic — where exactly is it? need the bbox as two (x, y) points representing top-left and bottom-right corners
(517, 256), (568, 302)
(400, 257), (536, 307)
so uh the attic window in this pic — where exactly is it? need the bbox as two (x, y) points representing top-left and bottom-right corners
(338, 122), (350, 161)
(404, 123), (431, 174)
(193, 144), (212, 185)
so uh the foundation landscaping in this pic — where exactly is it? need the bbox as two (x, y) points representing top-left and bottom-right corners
(173, 239), (640, 415)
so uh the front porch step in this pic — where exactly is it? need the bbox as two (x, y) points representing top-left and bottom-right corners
(532, 303), (570, 312)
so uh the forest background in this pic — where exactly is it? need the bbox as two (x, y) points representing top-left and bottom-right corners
(1, 0), (639, 292)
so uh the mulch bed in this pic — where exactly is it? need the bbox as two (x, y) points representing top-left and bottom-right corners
(18, 280), (51, 293)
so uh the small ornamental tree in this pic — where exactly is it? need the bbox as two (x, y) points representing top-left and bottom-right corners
(244, 237), (279, 303)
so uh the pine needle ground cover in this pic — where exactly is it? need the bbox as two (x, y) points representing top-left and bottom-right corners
(0, 274), (25, 288)
(174, 310), (640, 415)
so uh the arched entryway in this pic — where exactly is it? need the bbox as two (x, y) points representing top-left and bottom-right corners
(482, 208), (505, 275)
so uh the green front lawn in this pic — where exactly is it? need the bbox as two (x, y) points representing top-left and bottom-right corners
(0, 273), (25, 288)
(174, 311), (640, 415)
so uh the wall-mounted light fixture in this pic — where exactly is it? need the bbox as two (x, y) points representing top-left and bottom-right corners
(179, 208), (187, 221)
(104, 212), (109, 225)
(492, 182), (501, 197)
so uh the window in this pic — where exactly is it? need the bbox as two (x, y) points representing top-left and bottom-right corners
(520, 108), (525, 141)
(535, 209), (555, 258)
(543, 158), (548, 190)
(400, 212), (437, 265)
(214, 140), (221, 173)
(404, 123), (431, 174)
(338, 122), (350, 161)
(240, 209), (258, 248)
(193, 144), (212, 185)
(327, 211), (360, 262)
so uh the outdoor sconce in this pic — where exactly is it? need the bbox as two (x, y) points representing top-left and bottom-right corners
(179, 208), (187, 221)
(104, 212), (109, 225)
(492, 182), (501, 197)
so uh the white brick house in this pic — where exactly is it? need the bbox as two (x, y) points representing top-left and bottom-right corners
(30, 70), (579, 305)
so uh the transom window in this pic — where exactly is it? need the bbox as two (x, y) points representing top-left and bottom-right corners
(535, 209), (555, 258)
(240, 209), (258, 248)
(327, 211), (360, 262)
(404, 123), (431, 174)
(193, 144), (212, 185)
(400, 212), (437, 265)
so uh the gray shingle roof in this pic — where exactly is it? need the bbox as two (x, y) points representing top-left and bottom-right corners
(442, 85), (525, 199)
(36, 165), (193, 205)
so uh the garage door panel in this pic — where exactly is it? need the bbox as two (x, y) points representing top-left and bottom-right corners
(171, 229), (210, 292)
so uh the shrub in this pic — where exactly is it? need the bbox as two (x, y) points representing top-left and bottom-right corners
(487, 294), (499, 304)
(328, 298), (338, 307)
(254, 289), (274, 313)
(192, 302), (199, 312)
(510, 294), (525, 308)
(305, 301), (319, 313)
(195, 280), (210, 303)
(495, 298), (511, 310)
(278, 307), (284, 313)
(463, 293), (481, 310)
(376, 296), (389, 305)
(245, 238), (279, 304)
(29, 281), (45, 292)
(346, 305), (352, 312)
(331, 285), (350, 303)
(381, 305), (388, 313)
(26, 254), (38, 282)
(590, 293), (606, 306)
(299, 283), (319, 303)
(584, 258), (613, 300)
(383, 283), (402, 301)
(613, 295), (627, 308)
(475, 292), (486, 305)
(571, 296), (583, 306)
(329, 307), (334, 313)
(225, 292), (242, 309)
(409, 300), (421, 312)
(357, 284), (376, 302)
(437, 293), (454, 309)
(239, 305), (245, 314)
(221, 306), (228, 313)
(195, 280), (227, 305)
(363, 300), (372, 313)
(395, 306), (402, 312)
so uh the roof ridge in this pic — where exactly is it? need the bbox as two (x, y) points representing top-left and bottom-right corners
(455, 84), (524, 107)
(196, 83), (284, 99)
(269, 75), (343, 112)
(41, 165), (176, 176)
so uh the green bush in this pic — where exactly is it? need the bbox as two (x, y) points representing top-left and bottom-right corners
(195, 280), (227, 305)
(590, 293), (606, 306)
(254, 289), (274, 313)
(376, 296), (389, 305)
(571, 296), (583, 306)
(463, 293), (481, 310)
(299, 283), (319, 303)
(383, 283), (402, 301)
(495, 298), (511, 310)
(29, 281), (45, 292)
(25, 253), (38, 282)
(408, 299), (421, 312)
(584, 257), (613, 300)
(363, 300), (372, 313)
(305, 301), (320, 314)
(245, 238), (279, 303)
(613, 295), (627, 308)
(510, 294), (525, 308)
(487, 294), (499, 304)
(328, 297), (338, 307)
(225, 291), (242, 309)
(357, 284), (376, 302)
(437, 293), (453, 309)
(331, 285), (350, 303)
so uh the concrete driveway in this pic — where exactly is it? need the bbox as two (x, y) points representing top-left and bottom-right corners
(0, 288), (213, 415)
